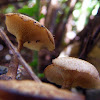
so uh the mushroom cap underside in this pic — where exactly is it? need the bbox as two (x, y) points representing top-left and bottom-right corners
(5, 13), (55, 51)
(0, 80), (84, 100)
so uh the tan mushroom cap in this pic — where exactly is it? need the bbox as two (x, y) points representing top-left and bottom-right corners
(0, 80), (84, 100)
(44, 57), (100, 89)
(5, 13), (55, 51)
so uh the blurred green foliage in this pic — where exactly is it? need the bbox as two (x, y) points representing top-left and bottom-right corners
(18, 0), (44, 21)
(72, 0), (100, 32)
(18, 5), (36, 16)
(37, 73), (44, 78)
(18, 5), (44, 21)
(29, 51), (38, 74)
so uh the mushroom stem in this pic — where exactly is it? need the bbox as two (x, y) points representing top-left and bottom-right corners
(62, 80), (72, 90)
(0, 29), (41, 82)
(18, 40), (23, 52)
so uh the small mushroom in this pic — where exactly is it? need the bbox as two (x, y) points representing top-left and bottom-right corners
(5, 13), (55, 51)
(44, 57), (100, 89)
(0, 80), (84, 100)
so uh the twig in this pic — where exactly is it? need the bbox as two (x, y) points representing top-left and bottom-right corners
(79, 26), (100, 59)
(79, 34), (91, 59)
(0, 29), (41, 82)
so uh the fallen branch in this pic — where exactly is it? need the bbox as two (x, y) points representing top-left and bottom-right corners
(79, 26), (100, 59)
(0, 29), (41, 82)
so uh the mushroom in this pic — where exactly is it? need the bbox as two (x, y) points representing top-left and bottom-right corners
(44, 57), (100, 89)
(5, 13), (55, 52)
(0, 80), (84, 100)
(5, 13), (55, 79)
